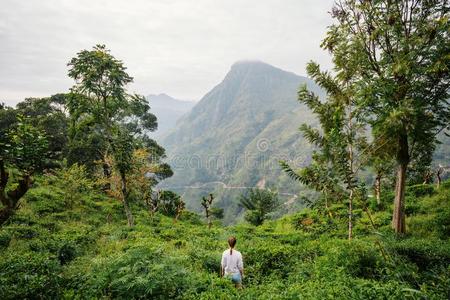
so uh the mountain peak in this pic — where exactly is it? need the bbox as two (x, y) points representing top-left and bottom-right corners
(230, 60), (278, 71)
(227, 60), (300, 81)
(147, 93), (174, 100)
(231, 60), (267, 67)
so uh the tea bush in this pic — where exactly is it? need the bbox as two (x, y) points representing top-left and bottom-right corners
(0, 174), (448, 299)
(0, 252), (62, 299)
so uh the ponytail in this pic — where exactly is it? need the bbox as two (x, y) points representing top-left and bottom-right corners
(227, 236), (236, 255)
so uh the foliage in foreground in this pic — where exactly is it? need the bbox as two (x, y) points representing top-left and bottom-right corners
(0, 172), (449, 299)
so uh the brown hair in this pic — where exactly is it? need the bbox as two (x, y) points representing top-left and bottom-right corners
(228, 236), (237, 255)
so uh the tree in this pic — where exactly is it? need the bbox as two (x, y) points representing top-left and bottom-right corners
(281, 59), (369, 239)
(0, 116), (48, 224)
(239, 189), (279, 226)
(0, 104), (17, 148)
(326, 1), (450, 234)
(201, 194), (215, 229)
(156, 190), (185, 218)
(128, 147), (173, 214)
(112, 128), (136, 226)
(210, 207), (224, 221)
(368, 153), (395, 206)
(436, 164), (449, 188)
(67, 45), (160, 226)
(15, 95), (69, 164)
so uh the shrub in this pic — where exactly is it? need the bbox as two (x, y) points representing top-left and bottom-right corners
(240, 189), (279, 226)
(315, 240), (387, 280)
(82, 247), (204, 299)
(244, 243), (296, 283)
(0, 252), (62, 299)
(10, 225), (41, 240)
(388, 238), (450, 271)
(58, 242), (77, 265)
(433, 208), (450, 239)
(0, 231), (11, 249)
(291, 208), (338, 235)
(406, 184), (435, 198)
(179, 211), (202, 225)
(440, 180), (450, 189)
(55, 163), (94, 207)
(158, 191), (184, 218)
(379, 190), (395, 208)
(25, 187), (65, 216)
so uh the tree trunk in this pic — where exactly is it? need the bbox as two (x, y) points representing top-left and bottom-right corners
(392, 133), (409, 234)
(0, 160), (32, 225)
(120, 172), (134, 227)
(436, 167), (443, 189)
(207, 211), (211, 229)
(346, 108), (355, 240)
(324, 192), (333, 218)
(348, 189), (353, 240)
(0, 207), (15, 225)
(392, 163), (407, 233)
(375, 174), (381, 205)
(101, 156), (112, 191)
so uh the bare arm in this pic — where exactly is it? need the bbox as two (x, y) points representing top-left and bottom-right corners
(238, 254), (244, 278)
(220, 253), (225, 277)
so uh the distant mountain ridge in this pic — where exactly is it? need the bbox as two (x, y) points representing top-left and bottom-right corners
(146, 93), (195, 137)
(160, 61), (324, 222)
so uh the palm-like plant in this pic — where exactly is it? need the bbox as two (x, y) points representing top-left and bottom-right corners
(239, 188), (279, 226)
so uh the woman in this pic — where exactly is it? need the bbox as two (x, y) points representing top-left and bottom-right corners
(221, 236), (244, 288)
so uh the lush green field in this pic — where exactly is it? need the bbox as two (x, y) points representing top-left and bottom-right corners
(0, 172), (449, 299)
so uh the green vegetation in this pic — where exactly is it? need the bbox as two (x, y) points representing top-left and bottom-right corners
(0, 115), (48, 224)
(67, 44), (163, 227)
(282, 0), (450, 238)
(322, 0), (450, 234)
(201, 194), (223, 229)
(239, 188), (279, 226)
(1, 1), (449, 298)
(0, 170), (449, 299)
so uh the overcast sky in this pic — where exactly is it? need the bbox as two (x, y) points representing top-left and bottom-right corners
(0, 0), (335, 106)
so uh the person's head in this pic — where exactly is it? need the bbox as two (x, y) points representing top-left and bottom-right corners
(228, 236), (237, 254)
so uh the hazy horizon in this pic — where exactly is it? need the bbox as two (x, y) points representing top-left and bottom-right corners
(1, 0), (334, 106)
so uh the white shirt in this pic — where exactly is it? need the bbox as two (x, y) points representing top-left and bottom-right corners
(221, 249), (243, 275)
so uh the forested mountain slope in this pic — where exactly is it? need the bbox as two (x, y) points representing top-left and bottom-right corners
(159, 61), (450, 223)
(160, 61), (324, 221)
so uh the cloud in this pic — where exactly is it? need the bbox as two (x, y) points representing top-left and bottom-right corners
(0, 0), (334, 106)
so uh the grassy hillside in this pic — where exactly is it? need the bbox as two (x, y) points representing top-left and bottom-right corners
(1, 171), (449, 299)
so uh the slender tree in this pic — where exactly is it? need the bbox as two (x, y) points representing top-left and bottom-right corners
(281, 60), (368, 239)
(201, 194), (215, 229)
(368, 154), (395, 206)
(436, 164), (448, 188)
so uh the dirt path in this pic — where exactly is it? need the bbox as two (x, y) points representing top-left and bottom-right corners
(163, 181), (298, 205)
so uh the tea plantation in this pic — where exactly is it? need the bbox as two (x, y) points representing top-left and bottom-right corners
(0, 175), (449, 299)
